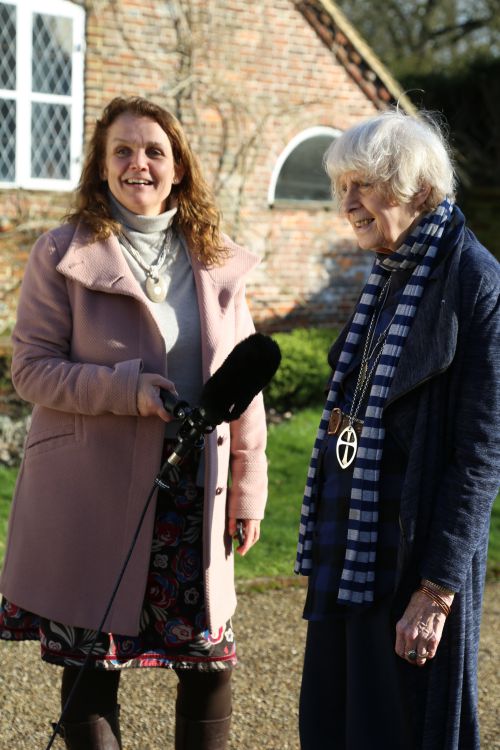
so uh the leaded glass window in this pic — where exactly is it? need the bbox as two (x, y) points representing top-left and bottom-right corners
(0, 99), (16, 181)
(0, 0), (84, 190)
(31, 102), (71, 180)
(0, 1), (16, 181)
(32, 14), (73, 96)
(268, 127), (341, 206)
(0, 3), (16, 90)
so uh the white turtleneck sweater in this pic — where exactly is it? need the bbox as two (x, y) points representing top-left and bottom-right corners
(109, 194), (203, 444)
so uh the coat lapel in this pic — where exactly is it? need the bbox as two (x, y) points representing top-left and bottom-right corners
(56, 223), (144, 299)
(190, 239), (260, 377)
(386, 229), (462, 407)
(57, 224), (259, 383)
(327, 225), (463, 409)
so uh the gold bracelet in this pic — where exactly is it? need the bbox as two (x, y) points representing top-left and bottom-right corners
(418, 586), (451, 617)
(421, 578), (455, 596)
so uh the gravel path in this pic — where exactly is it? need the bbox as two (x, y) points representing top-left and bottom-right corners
(1, 581), (498, 749)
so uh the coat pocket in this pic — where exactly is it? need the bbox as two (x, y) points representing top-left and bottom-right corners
(24, 409), (80, 457)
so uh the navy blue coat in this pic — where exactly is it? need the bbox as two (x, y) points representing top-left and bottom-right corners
(328, 208), (500, 749)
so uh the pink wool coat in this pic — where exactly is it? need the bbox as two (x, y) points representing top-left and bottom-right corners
(0, 222), (268, 635)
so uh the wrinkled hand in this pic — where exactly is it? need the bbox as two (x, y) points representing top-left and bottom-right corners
(395, 588), (454, 666)
(137, 373), (177, 422)
(228, 518), (261, 556)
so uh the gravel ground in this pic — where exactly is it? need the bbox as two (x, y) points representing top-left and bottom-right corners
(0, 580), (498, 749)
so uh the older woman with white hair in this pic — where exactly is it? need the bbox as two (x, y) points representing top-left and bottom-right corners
(296, 109), (499, 750)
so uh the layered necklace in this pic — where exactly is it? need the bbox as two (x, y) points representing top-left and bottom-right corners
(336, 275), (394, 470)
(120, 229), (173, 303)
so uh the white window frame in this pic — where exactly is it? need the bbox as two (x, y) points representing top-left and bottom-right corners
(0, 0), (85, 191)
(268, 126), (341, 206)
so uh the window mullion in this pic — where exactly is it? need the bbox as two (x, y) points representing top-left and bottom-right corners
(16, 0), (33, 186)
(70, 7), (85, 184)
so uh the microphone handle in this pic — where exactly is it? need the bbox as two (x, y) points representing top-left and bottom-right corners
(160, 388), (189, 420)
(159, 408), (210, 474)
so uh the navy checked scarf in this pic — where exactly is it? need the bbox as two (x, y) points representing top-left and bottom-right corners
(295, 198), (453, 604)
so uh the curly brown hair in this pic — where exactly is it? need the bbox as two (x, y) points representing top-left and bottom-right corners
(66, 97), (226, 266)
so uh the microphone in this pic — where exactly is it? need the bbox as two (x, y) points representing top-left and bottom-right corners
(199, 332), (282, 423)
(159, 333), (281, 468)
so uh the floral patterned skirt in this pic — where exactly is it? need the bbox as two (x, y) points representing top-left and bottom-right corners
(0, 442), (236, 672)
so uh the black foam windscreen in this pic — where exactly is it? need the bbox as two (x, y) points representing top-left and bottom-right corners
(199, 333), (281, 424)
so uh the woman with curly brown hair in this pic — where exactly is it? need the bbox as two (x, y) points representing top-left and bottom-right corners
(0, 97), (268, 750)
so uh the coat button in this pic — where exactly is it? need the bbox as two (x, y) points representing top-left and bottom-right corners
(217, 436), (224, 446)
(215, 487), (223, 495)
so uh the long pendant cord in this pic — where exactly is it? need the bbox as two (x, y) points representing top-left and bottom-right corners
(44, 466), (174, 750)
(335, 275), (396, 470)
(348, 275), (393, 425)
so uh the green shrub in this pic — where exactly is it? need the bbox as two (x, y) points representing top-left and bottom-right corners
(264, 327), (337, 412)
(0, 355), (12, 390)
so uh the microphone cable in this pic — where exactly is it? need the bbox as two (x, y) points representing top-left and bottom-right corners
(45, 456), (178, 749)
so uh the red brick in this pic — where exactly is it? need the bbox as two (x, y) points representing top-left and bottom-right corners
(1, 0), (401, 333)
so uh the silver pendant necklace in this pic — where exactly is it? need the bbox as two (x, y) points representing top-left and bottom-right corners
(120, 229), (172, 303)
(336, 275), (394, 470)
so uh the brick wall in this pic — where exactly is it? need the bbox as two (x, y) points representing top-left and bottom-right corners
(184, 0), (377, 329)
(0, 0), (379, 338)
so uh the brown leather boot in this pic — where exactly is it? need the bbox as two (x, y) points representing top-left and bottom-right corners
(58, 705), (122, 749)
(175, 712), (231, 749)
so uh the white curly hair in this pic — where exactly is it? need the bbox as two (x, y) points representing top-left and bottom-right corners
(324, 108), (457, 211)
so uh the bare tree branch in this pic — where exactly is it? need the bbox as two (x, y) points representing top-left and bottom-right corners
(335, 0), (500, 73)
(430, 15), (495, 41)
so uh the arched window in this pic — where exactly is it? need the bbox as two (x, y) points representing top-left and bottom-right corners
(268, 126), (340, 206)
